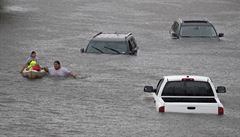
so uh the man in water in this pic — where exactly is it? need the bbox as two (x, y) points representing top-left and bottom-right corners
(44, 60), (76, 78)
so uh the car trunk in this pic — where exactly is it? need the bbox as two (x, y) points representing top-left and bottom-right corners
(162, 97), (218, 114)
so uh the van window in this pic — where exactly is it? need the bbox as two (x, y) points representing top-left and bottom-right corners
(162, 81), (214, 96)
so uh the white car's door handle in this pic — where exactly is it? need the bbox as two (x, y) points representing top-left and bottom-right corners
(187, 107), (196, 110)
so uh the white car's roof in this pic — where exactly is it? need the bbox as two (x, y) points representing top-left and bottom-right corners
(164, 75), (210, 82)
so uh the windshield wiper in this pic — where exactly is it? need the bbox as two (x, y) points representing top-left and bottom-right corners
(104, 46), (121, 54)
(92, 46), (104, 53)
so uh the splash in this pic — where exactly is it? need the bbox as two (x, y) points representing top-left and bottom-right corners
(4, 5), (29, 12)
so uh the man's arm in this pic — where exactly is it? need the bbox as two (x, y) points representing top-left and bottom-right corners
(63, 67), (76, 78)
(43, 67), (49, 73)
(65, 68), (77, 78)
(69, 72), (77, 78)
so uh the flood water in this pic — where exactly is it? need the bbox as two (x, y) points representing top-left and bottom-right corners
(0, 0), (240, 136)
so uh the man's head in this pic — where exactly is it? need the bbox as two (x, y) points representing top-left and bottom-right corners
(30, 51), (36, 58)
(54, 60), (61, 70)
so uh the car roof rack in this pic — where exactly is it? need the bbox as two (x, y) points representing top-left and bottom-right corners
(183, 20), (209, 23)
(93, 32), (103, 38)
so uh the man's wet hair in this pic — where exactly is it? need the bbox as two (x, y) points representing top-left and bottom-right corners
(54, 60), (61, 65)
(31, 51), (36, 54)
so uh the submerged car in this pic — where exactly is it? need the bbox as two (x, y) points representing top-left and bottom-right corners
(81, 32), (138, 55)
(169, 19), (224, 39)
(144, 75), (226, 115)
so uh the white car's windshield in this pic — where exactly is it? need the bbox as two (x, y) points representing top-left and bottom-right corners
(180, 25), (217, 37)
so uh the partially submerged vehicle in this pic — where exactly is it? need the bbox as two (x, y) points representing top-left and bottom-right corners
(144, 75), (226, 115)
(169, 19), (224, 40)
(81, 32), (139, 55)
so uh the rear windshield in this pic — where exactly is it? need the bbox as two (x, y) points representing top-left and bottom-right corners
(162, 81), (214, 96)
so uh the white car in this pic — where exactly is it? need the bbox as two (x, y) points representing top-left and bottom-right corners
(144, 75), (226, 115)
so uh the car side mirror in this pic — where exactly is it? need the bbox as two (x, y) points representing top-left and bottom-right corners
(144, 86), (155, 93)
(80, 48), (85, 53)
(218, 33), (224, 37)
(216, 86), (226, 93)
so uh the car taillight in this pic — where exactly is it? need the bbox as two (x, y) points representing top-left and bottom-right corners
(159, 106), (165, 113)
(218, 107), (224, 115)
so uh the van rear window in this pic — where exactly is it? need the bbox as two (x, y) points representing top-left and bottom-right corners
(162, 81), (214, 96)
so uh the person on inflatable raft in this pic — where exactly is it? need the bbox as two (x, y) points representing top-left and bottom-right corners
(20, 51), (42, 73)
